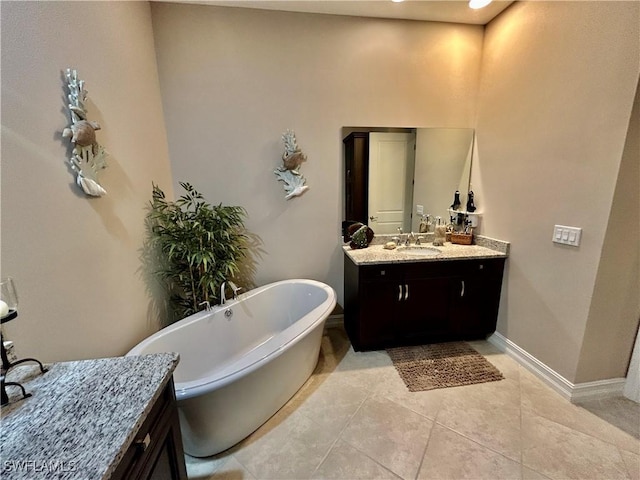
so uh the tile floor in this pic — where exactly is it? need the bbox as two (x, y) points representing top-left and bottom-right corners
(186, 326), (640, 480)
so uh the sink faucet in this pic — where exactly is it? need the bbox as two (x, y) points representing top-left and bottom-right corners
(406, 232), (415, 245)
(397, 227), (407, 246)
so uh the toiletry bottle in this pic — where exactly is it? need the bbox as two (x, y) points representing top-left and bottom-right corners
(450, 190), (461, 210)
(419, 214), (430, 233)
(433, 217), (446, 246)
(466, 191), (476, 212)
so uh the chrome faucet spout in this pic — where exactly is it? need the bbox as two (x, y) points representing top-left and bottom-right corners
(220, 282), (227, 305)
(228, 281), (243, 300)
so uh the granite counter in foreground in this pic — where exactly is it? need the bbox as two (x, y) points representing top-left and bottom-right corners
(0, 352), (179, 480)
(344, 234), (510, 265)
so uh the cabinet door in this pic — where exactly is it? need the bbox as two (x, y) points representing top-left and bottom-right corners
(397, 277), (451, 342)
(450, 261), (504, 338)
(358, 279), (398, 350)
(450, 276), (483, 337)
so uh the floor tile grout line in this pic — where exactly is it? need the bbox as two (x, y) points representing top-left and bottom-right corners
(523, 406), (640, 454)
(335, 434), (404, 480)
(614, 444), (635, 480)
(413, 418), (437, 480)
(334, 386), (416, 480)
(519, 368), (640, 451)
(518, 363), (527, 479)
(432, 420), (522, 465)
(339, 391), (437, 480)
(307, 394), (369, 479)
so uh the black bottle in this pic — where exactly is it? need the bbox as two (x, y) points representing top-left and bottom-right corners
(466, 191), (476, 212)
(450, 190), (461, 210)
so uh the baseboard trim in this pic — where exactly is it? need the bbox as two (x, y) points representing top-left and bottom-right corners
(487, 332), (626, 402)
(571, 378), (626, 402)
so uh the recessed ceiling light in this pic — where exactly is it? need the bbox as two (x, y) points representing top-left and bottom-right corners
(391, 0), (405, 3)
(469, 0), (492, 9)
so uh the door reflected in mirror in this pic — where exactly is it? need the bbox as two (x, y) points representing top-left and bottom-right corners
(343, 127), (474, 235)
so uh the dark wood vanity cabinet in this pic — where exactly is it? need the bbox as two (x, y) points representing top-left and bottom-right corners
(344, 256), (506, 351)
(111, 380), (187, 480)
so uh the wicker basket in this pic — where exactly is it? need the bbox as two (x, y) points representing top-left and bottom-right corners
(450, 233), (473, 245)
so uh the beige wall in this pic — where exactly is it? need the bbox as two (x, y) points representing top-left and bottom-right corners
(474, 1), (640, 382)
(150, 3), (484, 306)
(1, 1), (174, 362)
(576, 79), (640, 383)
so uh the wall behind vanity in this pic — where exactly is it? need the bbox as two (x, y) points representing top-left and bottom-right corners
(150, 3), (484, 306)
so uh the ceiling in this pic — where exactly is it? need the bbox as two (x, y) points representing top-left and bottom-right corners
(154, 1), (515, 25)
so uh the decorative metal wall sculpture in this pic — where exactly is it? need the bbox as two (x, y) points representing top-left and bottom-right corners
(274, 129), (309, 200)
(62, 68), (107, 197)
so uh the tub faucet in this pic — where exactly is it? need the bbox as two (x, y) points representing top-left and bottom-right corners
(220, 282), (228, 305)
(220, 281), (243, 305)
(198, 301), (211, 312)
(228, 281), (243, 300)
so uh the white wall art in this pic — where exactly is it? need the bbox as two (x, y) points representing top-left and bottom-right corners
(62, 68), (107, 197)
(274, 129), (309, 200)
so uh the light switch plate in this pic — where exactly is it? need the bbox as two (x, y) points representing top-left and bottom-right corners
(416, 204), (424, 215)
(553, 225), (582, 247)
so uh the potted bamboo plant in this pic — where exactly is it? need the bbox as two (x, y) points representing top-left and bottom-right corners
(142, 182), (247, 326)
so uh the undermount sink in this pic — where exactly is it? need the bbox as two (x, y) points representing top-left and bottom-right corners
(396, 245), (442, 257)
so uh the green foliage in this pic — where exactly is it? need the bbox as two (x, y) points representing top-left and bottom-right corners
(143, 182), (247, 324)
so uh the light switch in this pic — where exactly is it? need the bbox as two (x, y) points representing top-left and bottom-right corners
(553, 225), (582, 247)
(416, 205), (424, 215)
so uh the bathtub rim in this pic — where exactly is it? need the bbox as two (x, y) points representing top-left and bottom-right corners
(127, 279), (336, 401)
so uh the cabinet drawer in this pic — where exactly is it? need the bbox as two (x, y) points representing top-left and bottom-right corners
(403, 258), (505, 279)
(360, 264), (402, 281)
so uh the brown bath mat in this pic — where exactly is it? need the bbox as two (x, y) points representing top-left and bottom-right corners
(386, 342), (504, 392)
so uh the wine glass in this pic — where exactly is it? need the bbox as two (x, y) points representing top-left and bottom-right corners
(0, 277), (18, 322)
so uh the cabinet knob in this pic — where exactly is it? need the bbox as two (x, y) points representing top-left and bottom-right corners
(479, 264), (484, 270)
(135, 433), (151, 453)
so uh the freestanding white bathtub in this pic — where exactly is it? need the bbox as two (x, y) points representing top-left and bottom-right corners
(127, 279), (336, 457)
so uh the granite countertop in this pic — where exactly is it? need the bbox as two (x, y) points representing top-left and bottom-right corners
(0, 352), (179, 480)
(344, 234), (509, 265)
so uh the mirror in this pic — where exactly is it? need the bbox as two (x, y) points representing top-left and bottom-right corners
(343, 127), (474, 235)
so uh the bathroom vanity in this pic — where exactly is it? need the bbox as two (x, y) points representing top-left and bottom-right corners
(0, 353), (186, 480)
(343, 237), (508, 351)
